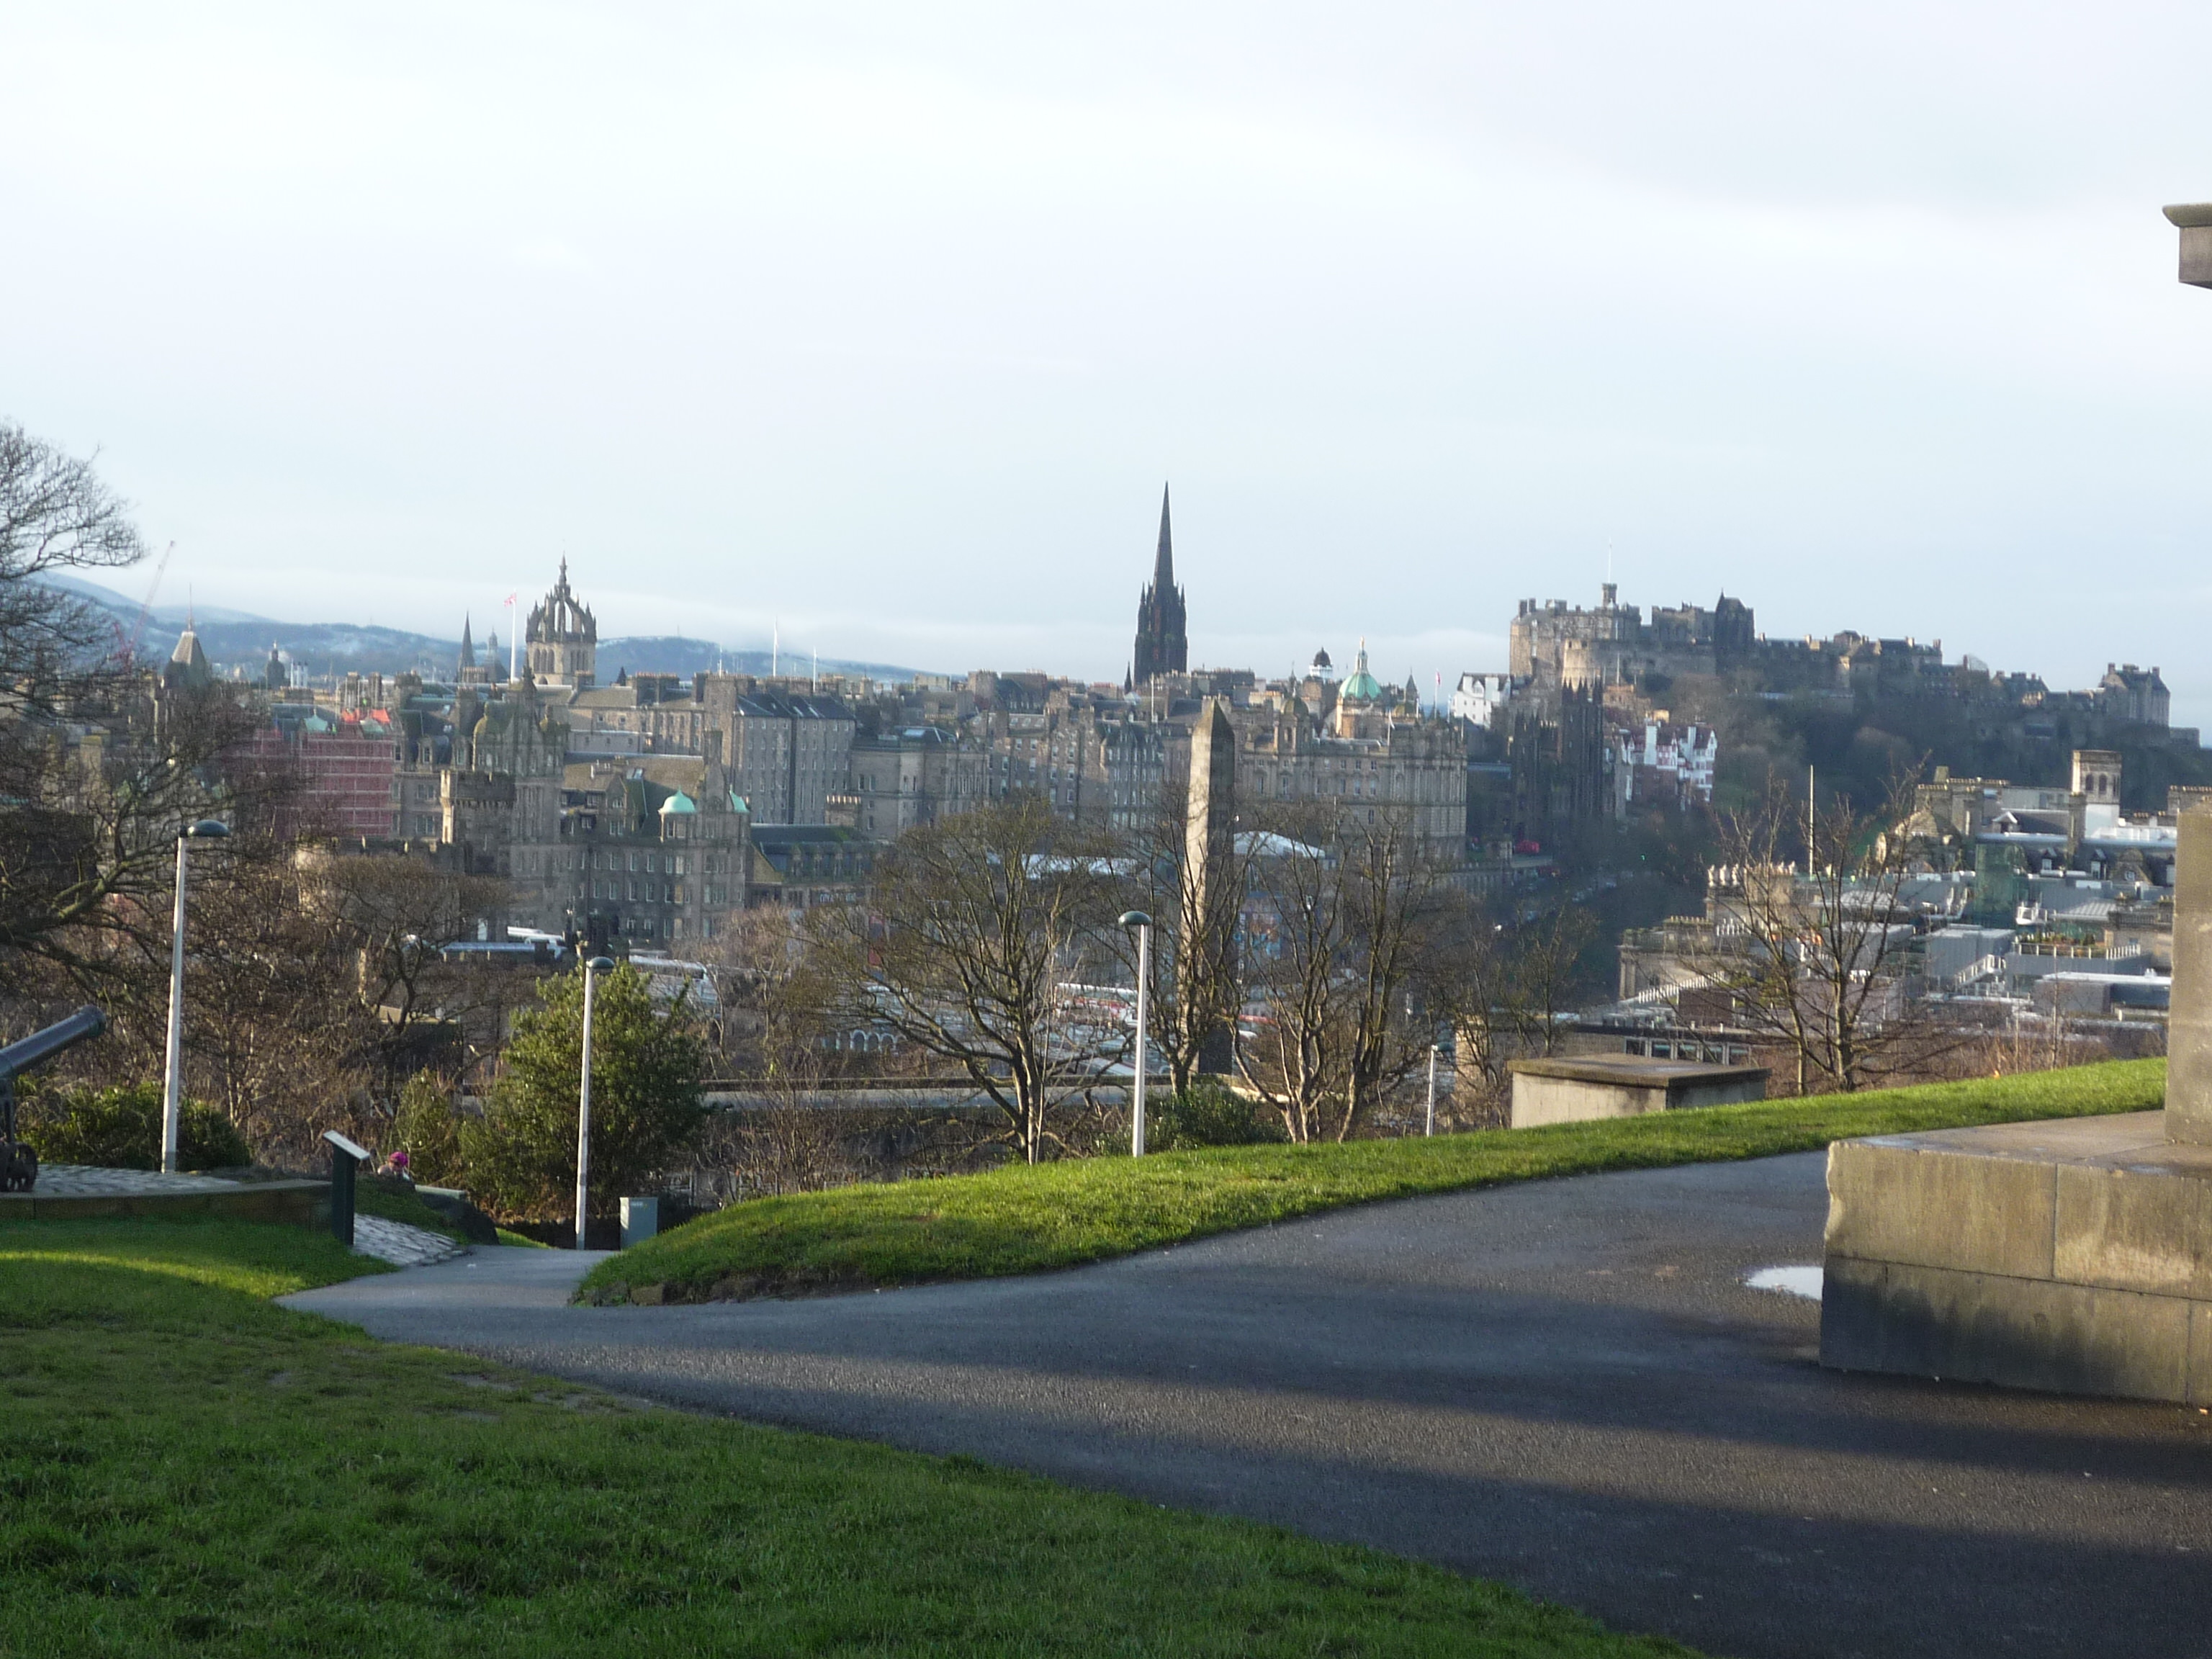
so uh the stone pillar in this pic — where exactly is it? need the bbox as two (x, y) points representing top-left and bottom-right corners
(2167, 809), (2212, 1143)
(1181, 699), (1238, 1074)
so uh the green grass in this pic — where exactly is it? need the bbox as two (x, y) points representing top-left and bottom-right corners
(494, 1226), (550, 1248)
(588, 1058), (2167, 1303)
(0, 1216), (1696, 1657)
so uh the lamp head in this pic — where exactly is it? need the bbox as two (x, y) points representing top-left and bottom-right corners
(587, 956), (616, 973)
(184, 819), (230, 840)
(1118, 910), (1152, 931)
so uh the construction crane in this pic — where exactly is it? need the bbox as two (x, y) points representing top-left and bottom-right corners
(112, 541), (174, 665)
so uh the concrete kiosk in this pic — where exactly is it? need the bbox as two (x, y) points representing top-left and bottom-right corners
(1508, 1056), (1768, 1128)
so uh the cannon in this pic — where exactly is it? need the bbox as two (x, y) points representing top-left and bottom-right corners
(0, 1007), (108, 1192)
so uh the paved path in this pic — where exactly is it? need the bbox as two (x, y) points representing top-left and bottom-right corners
(284, 1156), (2212, 1659)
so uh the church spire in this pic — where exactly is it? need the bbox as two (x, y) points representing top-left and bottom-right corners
(1130, 483), (1188, 685)
(459, 613), (475, 670)
(1154, 483), (1174, 587)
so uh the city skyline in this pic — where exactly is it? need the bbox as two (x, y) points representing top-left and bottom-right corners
(6, 6), (2211, 724)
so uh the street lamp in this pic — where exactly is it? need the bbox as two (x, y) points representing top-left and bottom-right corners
(160, 819), (230, 1174)
(1118, 911), (1152, 1156)
(1425, 1043), (1439, 1138)
(575, 955), (616, 1250)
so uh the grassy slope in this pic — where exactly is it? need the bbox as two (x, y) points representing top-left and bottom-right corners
(588, 1059), (2167, 1302)
(0, 1218), (1694, 1658)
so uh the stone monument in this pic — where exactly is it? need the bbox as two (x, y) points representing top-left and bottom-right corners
(1822, 239), (2212, 1399)
(1181, 698), (1238, 1074)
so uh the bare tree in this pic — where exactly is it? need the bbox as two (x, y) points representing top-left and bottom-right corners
(305, 850), (509, 1092)
(1496, 905), (1596, 1061)
(0, 423), (279, 990)
(693, 905), (838, 1082)
(1236, 806), (1460, 1143)
(809, 798), (1124, 1164)
(1691, 777), (1946, 1094)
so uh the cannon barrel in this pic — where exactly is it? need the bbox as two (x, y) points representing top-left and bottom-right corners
(0, 1007), (107, 1084)
(0, 1005), (107, 1192)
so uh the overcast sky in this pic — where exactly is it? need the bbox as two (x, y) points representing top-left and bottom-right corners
(5, 4), (2212, 719)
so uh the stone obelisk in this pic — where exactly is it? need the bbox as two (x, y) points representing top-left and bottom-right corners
(1181, 698), (1238, 1074)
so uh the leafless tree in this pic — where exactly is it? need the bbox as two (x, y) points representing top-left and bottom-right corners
(1236, 806), (1461, 1143)
(1496, 905), (1596, 1061)
(808, 798), (1125, 1164)
(303, 850), (508, 1092)
(0, 423), (279, 991)
(692, 905), (839, 1081)
(1691, 776), (1949, 1093)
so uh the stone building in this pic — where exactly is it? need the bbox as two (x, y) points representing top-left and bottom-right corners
(2098, 663), (2171, 728)
(848, 724), (989, 835)
(1509, 585), (1752, 695)
(526, 559), (598, 688)
(559, 756), (753, 944)
(693, 678), (855, 826)
(565, 675), (710, 757)
(1130, 485), (1188, 685)
(1232, 702), (1465, 852)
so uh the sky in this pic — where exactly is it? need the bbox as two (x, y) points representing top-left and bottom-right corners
(4, 4), (2212, 720)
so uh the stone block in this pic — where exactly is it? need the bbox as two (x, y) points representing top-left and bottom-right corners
(2167, 810), (2212, 1143)
(1823, 1114), (2212, 1403)
(1823, 1137), (2057, 1280)
(2054, 1159), (2212, 1298)
(1507, 1056), (1766, 1128)
(1840, 1258), (2193, 1402)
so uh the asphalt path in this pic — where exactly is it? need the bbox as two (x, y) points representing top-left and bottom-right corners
(285, 1154), (2212, 1659)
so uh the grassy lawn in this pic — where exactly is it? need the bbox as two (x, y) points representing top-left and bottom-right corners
(0, 1217), (1695, 1657)
(588, 1058), (2165, 1303)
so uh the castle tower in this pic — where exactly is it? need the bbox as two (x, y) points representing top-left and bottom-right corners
(1131, 485), (1187, 685)
(526, 559), (598, 688)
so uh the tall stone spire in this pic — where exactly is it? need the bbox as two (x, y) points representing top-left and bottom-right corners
(1132, 482), (1188, 685)
(459, 613), (476, 670)
(1154, 485), (1174, 588)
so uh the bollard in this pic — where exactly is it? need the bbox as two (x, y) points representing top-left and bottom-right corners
(323, 1130), (371, 1247)
(620, 1196), (659, 1249)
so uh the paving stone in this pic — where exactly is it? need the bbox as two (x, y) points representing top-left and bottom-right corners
(351, 1213), (467, 1268)
(32, 1164), (248, 1195)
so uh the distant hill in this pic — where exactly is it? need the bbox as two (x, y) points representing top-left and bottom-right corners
(38, 574), (925, 685)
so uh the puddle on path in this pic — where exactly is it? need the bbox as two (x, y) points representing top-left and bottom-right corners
(1745, 1265), (1823, 1300)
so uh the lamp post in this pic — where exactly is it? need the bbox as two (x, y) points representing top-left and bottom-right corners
(160, 819), (230, 1174)
(1118, 911), (1152, 1156)
(575, 955), (615, 1250)
(1425, 1043), (1438, 1138)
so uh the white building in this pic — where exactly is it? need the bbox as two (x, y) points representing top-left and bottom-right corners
(1450, 672), (1515, 729)
(1614, 719), (1718, 811)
